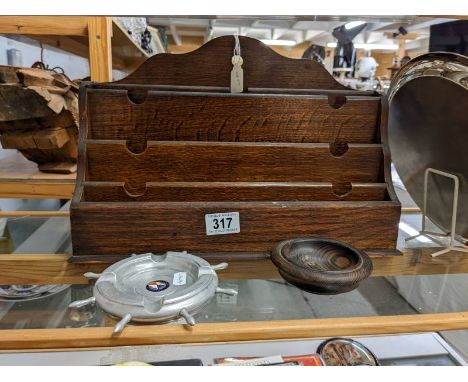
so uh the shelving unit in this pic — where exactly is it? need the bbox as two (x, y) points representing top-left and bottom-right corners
(0, 26), (466, 354)
(0, 16), (158, 196)
(0, 16), (155, 81)
(1, 313), (468, 351)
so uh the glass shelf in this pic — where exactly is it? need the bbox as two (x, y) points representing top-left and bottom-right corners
(1, 179), (467, 357)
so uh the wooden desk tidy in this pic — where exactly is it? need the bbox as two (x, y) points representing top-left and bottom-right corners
(70, 36), (400, 263)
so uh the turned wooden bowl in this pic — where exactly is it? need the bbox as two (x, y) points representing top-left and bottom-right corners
(271, 238), (373, 294)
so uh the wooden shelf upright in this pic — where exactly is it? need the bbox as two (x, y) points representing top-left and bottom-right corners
(0, 16), (152, 82)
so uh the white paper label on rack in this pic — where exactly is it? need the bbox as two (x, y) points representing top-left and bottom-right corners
(205, 212), (240, 236)
(173, 272), (187, 286)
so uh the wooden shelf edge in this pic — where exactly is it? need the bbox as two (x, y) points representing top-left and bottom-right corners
(0, 182), (75, 199)
(0, 16), (89, 36)
(0, 151), (76, 199)
(0, 210), (69, 218)
(1, 312), (468, 350)
(1, 247), (468, 285)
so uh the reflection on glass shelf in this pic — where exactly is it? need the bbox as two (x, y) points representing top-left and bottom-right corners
(1, 203), (71, 256)
(380, 354), (459, 366)
(0, 276), (443, 330)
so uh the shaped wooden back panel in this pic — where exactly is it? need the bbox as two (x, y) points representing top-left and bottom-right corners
(116, 36), (350, 90)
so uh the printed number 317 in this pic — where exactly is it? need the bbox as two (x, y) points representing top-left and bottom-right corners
(213, 217), (232, 230)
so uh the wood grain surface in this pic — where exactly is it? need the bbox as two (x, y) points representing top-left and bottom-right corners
(0, 64), (79, 173)
(0, 16), (89, 36)
(0, 210), (69, 218)
(85, 141), (383, 186)
(70, 201), (400, 257)
(0, 182), (75, 199)
(71, 35), (400, 261)
(86, 90), (379, 143)
(0, 254), (107, 285)
(0, 151), (76, 182)
(0, 247), (467, 285)
(82, 181), (388, 202)
(271, 238), (373, 294)
(1, 312), (468, 350)
(87, 17), (112, 82)
(117, 35), (349, 90)
(0, 151), (76, 198)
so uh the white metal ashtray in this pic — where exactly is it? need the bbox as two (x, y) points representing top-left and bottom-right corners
(68, 251), (237, 335)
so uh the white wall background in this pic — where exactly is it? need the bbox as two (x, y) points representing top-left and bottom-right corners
(0, 35), (90, 79)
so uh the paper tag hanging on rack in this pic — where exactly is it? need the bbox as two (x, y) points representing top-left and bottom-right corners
(231, 56), (243, 93)
(230, 35), (243, 93)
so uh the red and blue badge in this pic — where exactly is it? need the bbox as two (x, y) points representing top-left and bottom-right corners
(146, 280), (169, 292)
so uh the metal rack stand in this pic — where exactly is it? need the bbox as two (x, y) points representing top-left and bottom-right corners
(405, 168), (468, 258)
